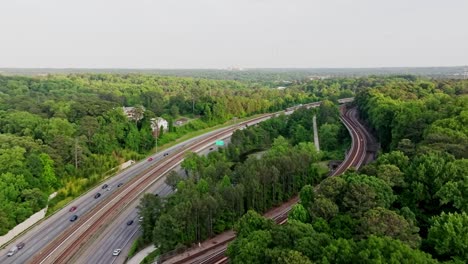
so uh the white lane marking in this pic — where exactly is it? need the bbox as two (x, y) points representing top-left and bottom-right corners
(110, 227), (140, 264)
(37, 110), (303, 263)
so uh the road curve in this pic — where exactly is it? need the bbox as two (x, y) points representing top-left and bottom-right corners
(163, 105), (370, 264)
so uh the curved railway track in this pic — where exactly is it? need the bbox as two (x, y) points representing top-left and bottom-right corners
(25, 99), (353, 264)
(165, 106), (370, 264)
(331, 107), (367, 176)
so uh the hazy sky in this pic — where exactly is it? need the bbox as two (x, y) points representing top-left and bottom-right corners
(0, 0), (467, 68)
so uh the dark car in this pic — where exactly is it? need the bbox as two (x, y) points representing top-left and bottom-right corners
(209, 147), (214, 151)
(69, 206), (77, 212)
(163, 152), (169, 156)
(16, 242), (25, 250)
(70, 215), (78, 222)
(117, 182), (124, 187)
(126, 220), (134, 226)
(94, 193), (101, 199)
(102, 184), (108, 189)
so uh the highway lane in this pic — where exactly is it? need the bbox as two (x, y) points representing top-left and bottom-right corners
(29, 115), (273, 264)
(78, 140), (230, 264)
(81, 183), (173, 264)
(2, 99), (343, 263)
(0, 123), (243, 263)
(0, 149), (168, 264)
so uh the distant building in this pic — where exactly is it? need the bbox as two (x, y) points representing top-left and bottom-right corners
(122, 106), (145, 121)
(151, 117), (168, 136)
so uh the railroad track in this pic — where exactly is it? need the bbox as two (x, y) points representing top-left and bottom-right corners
(166, 106), (369, 264)
(26, 100), (353, 264)
(330, 106), (367, 176)
(183, 205), (295, 264)
(29, 113), (275, 264)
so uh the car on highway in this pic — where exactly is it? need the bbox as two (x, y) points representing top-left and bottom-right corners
(139, 216), (143, 222)
(117, 182), (124, 187)
(163, 152), (169, 156)
(102, 184), (108, 189)
(70, 215), (78, 222)
(69, 206), (77, 212)
(209, 147), (214, 151)
(17, 242), (25, 249)
(107, 187), (111, 191)
(112, 249), (121, 256)
(147, 157), (153, 161)
(7, 246), (18, 257)
(126, 220), (134, 226)
(94, 193), (101, 199)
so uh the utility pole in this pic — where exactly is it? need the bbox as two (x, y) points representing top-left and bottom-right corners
(74, 137), (79, 169)
(155, 127), (158, 153)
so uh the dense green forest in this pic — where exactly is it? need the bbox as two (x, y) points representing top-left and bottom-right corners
(0, 73), (332, 235)
(3, 73), (466, 263)
(2, 67), (466, 84)
(138, 104), (348, 253)
(226, 77), (468, 263)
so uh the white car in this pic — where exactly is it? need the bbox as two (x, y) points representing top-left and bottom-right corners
(113, 249), (121, 256)
(7, 246), (18, 257)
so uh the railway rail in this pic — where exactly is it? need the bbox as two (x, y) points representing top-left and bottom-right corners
(164, 105), (370, 264)
(26, 99), (354, 264)
(29, 113), (275, 264)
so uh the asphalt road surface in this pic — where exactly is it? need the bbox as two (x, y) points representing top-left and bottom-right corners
(0, 127), (233, 264)
(77, 140), (230, 264)
(2, 100), (333, 263)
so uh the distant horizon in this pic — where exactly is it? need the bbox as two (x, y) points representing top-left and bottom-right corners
(1, 65), (466, 70)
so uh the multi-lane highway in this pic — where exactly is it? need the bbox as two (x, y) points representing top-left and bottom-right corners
(0, 143), (176, 264)
(163, 105), (371, 264)
(0, 116), (263, 264)
(0, 99), (352, 264)
(26, 115), (275, 264)
(77, 141), (230, 264)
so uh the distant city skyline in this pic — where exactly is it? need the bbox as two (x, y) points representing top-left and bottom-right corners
(0, 0), (467, 68)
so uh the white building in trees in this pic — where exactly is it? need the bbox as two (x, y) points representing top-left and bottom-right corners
(151, 117), (168, 136)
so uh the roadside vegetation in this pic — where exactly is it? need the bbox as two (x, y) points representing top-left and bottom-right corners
(226, 76), (468, 263)
(138, 104), (349, 254)
(4, 72), (465, 263)
(0, 73), (327, 235)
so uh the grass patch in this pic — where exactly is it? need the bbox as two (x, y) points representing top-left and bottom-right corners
(316, 161), (331, 175)
(140, 248), (161, 264)
(46, 196), (74, 216)
(128, 237), (143, 258)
